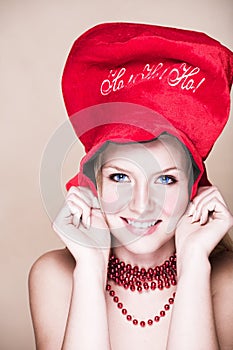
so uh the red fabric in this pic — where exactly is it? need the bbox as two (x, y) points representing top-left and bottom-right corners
(62, 22), (233, 198)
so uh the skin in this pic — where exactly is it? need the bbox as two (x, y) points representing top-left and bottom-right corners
(97, 136), (191, 265)
(28, 136), (233, 350)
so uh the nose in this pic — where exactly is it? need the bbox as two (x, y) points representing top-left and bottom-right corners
(129, 178), (156, 216)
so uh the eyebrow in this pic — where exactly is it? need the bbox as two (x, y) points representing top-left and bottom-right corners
(102, 165), (184, 175)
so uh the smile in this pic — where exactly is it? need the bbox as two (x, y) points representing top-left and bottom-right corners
(121, 218), (162, 229)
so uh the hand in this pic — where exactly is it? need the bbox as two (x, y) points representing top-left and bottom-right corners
(175, 186), (233, 258)
(52, 186), (111, 267)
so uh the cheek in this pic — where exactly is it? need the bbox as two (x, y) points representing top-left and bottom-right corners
(163, 185), (189, 218)
(99, 182), (133, 215)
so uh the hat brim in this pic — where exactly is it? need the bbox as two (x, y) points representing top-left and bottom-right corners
(66, 102), (204, 199)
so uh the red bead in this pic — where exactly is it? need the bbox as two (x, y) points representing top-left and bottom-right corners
(151, 282), (156, 290)
(106, 284), (111, 291)
(148, 268), (153, 275)
(173, 292), (176, 298)
(107, 253), (177, 327)
(122, 309), (127, 315)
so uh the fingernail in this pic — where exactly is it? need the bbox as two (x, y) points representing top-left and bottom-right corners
(200, 215), (205, 225)
(191, 211), (197, 223)
(188, 204), (195, 217)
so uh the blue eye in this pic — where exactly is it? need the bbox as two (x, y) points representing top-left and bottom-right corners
(109, 173), (130, 183)
(157, 175), (177, 185)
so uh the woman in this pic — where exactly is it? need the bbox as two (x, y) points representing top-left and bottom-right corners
(29, 23), (233, 349)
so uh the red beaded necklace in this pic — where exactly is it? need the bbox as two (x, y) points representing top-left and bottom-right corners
(106, 253), (177, 327)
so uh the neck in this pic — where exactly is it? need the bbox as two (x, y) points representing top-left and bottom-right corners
(110, 237), (176, 269)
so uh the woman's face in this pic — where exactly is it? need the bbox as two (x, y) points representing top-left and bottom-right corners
(96, 135), (192, 253)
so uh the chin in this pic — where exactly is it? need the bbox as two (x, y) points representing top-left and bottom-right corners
(110, 226), (175, 255)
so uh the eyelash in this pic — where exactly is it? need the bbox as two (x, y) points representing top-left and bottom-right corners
(156, 175), (177, 185)
(109, 173), (130, 183)
(109, 173), (177, 185)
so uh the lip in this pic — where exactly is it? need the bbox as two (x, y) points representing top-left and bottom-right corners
(120, 217), (162, 236)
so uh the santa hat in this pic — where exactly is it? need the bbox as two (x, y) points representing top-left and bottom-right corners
(62, 22), (233, 198)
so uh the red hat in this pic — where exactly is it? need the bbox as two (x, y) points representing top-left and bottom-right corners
(62, 22), (233, 198)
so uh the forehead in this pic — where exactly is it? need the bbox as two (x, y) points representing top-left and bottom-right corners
(101, 136), (191, 172)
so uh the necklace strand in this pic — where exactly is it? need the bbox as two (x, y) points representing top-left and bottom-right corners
(106, 253), (177, 327)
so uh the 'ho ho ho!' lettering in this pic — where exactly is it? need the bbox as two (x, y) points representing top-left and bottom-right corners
(100, 62), (205, 96)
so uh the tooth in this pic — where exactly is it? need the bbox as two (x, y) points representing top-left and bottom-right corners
(126, 219), (158, 228)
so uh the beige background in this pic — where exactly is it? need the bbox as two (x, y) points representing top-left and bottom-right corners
(1, 0), (233, 349)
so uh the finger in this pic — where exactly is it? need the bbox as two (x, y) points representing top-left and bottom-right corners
(187, 202), (195, 217)
(192, 197), (219, 223)
(68, 186), (100, 209)
(192, 186), (225, 209)
(192, 197), (229, 225)
(191, 188), (226, 221)
(191, 198), (217, 223)
(66, 198), (91, 229)
(52, 203), (76, 236)
(199, 208), (210, 225)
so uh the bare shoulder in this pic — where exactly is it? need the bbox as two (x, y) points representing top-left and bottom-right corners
(29, 248), (75, 298)
(29, 247), (75, 282)
(210, 250), (233, 349)
(28, 248), (75, 349)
